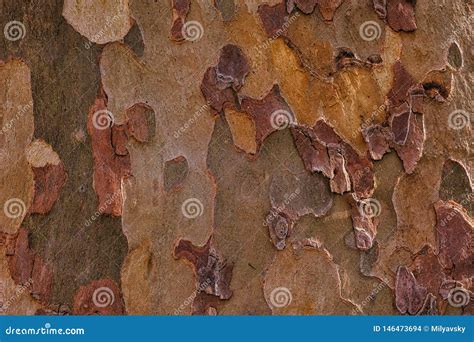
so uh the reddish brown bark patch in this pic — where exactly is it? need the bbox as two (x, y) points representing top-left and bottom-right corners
(6, 228), (53, 304)
(258, 2), (290, 37)
(328, 146), (351, 194)
(292, 120), (375, 199)
(200, 44), (249, 117)
(7, 228), (34, 286)
(87, 95), (132, 217)
(240, 84), (295, 152)
(365, 61), (426, 173)
(73, 278), (124, 315)
(170, 0), (191, 41)
(287, 0), (343, 20)
(31, 255), (54, 303)
(386, 0), (417, 32)
(435, 200), (473, 279)
(409, 246), (446, 307)
(388, 61), (416, 108)
(216, 44), (250, 92)
(375, 0), (417, 32)
(395, 266), (427, 315)
(362, 124), (392, 160)
(201, 66), (238, 115)
(200, 44), (248, 115)
(314, 120), (375, 199)
(392, 113), (424, 174)
(287, 0), (318, 14)
(291, 125), (332, 177)
(347, 194), (379, 251)
(373, 0), (387, 18)
(390, 104), (411, 145)
(316, 0), (344, 20)
(417, 293), (438, 315)
(29, 163), (67, 215)
(174, 238), (233, 300)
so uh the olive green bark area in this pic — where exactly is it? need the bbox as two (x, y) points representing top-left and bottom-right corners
(0, 0), (128, 306)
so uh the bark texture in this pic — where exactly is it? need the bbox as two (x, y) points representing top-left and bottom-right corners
(0, 0), (472, 316)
